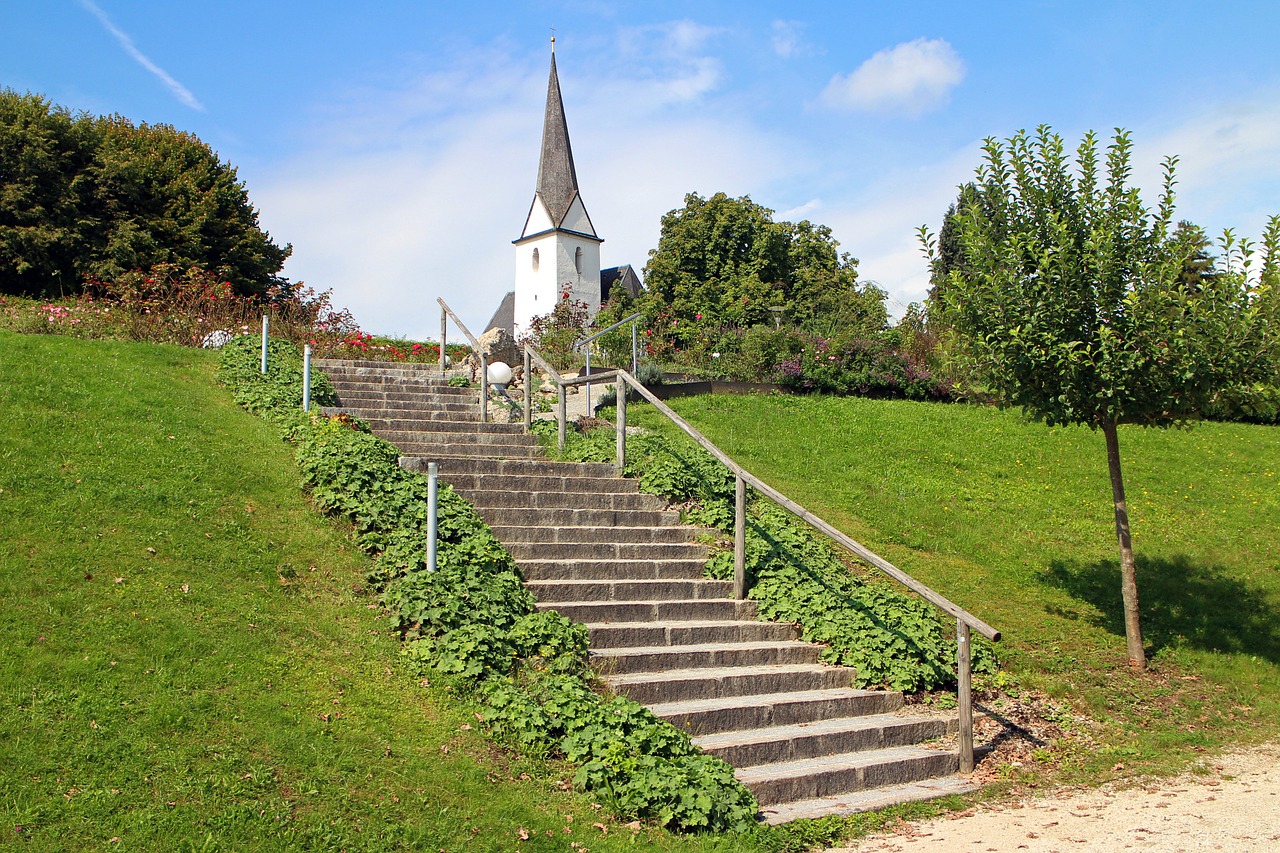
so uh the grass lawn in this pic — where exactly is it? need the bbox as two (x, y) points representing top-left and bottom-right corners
(618, 392), (1280, 781)
(0, 332), (754, 852)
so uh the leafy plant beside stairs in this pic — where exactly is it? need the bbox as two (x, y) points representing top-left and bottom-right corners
(539, 419), (997, 692)
(215, 339), (759, 834)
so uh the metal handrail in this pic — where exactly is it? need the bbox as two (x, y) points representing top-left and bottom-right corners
(437, 298), (489, 423)
(573, 311), (644, 412)
(524, 349), (999, 773)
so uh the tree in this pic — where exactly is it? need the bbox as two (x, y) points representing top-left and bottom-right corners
(641, 192), (884, 337)
(0, 89), (290, 298)
(921, 127), (1280, 668)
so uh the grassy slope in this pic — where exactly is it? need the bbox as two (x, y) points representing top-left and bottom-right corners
(622, 393), (1280, 779)
(0, 333), (746, 852)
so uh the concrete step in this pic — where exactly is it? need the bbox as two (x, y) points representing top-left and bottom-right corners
(759, 776), (979, 825)
(354, 416), (526, 435)
(489, 524), (710, 545)
(477, 506), (682, 528)
(537, 598), (758, 624)
(591, 641), (820, 675)
(379, 430), (540, 448)
(586, 619), (799, 649)
(404, 458), (620, 479)
(519, 557), (710, 581)
(394, 442), (547, 459)
(603, 663), (853, 705)
(513, 548), (709, 572)
(646, 688), (902, 736)
(327, 384), (479, 401)
(457, 488), (663, 512)
(320, 405), (480, 422)
(442, 472), (642, 495)
(736, 744), (959, 807)
(691, 712), (956, 767)
(526, 578), (731, 603)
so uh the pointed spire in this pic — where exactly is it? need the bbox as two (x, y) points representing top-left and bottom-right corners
(535, 44), (580, 228)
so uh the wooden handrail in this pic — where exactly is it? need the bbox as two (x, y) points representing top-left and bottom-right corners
(524, 361), (1000, 773)
(437, 298), (489, 422)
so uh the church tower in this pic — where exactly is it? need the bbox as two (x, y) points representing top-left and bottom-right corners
(512, 39), (602, 338)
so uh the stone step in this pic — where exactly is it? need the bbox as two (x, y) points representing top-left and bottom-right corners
(513, 549), (709, 572)
(457, 488), (663, 512)
(691, 712), (956, 767)
(489, 524), (709, 545)
(443, 472), (642, 495)
(356, 416), (526, 436)
(379, 430), (540, 448)
(526, 577), (731, 603)
(537, 598), (758, 624)
(403, 458), (620, 479)
(477, 506), (682, 528)
(591, 641), (820, 675)
(603, 663), (853, 706)
(646, 688), (902, 736)
(327, 381), (479, 400)
(320, 405), (480, 422)
(759, 776), (979, 826)
(586, 619), (798, 649)
(394, 441), (547, 459)
(736, 745), (959, 807)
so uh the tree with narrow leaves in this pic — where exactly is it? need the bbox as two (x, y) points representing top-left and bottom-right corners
(921, 126), (1280, 668)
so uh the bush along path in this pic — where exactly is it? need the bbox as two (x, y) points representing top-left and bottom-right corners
(215, 337), (757, 834)
(310, 355), (995, 826)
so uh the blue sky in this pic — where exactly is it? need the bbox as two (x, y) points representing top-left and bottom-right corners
(7, 1), (1280, 337)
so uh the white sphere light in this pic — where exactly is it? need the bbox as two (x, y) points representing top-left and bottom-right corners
(487, 361), (514, 385)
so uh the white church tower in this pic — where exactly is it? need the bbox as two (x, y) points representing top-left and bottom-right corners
(512, 39), (602, 338)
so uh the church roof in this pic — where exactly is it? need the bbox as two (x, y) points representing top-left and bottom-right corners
(535, 50), (584, 230)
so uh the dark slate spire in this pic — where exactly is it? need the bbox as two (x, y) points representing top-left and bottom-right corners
(536, 43), (580, 228)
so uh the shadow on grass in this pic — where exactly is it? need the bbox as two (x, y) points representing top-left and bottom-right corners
(1041, 554), (1280, 664)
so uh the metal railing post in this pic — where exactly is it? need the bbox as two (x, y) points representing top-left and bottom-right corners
(480, 352), (489, 423)
(585, 348), (592, 414)
(303, 344), (311, 411)
(427, 462), (439, 573)
(958, 619), (974, 773)
(557, 384), (567, 451)
(734, 474), (746, 599)
(616, 375), (627, 472)
(439, 307), (447, 376)
(523, 349), (532, 431)
(631, 322), (638, 374)
(260, 315), (268, 374)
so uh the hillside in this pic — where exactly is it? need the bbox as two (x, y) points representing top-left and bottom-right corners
(0, 333), (750, 852)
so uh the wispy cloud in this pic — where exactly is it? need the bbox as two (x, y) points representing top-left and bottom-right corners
(771, 20), (806, 59)
(78, 0), (204, 110)
(822, 38), (964, 117)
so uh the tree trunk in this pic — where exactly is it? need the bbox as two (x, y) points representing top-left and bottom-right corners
(1103, 419), (1146, 668)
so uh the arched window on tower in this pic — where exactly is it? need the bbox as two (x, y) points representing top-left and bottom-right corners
(574, 246), (583, 275)
(532, 248), (540, 271)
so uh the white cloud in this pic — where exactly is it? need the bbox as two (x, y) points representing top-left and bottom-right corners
(822, 38), (964, 117)
(771, 20), (806, 59)
(78, 0), (203, 111)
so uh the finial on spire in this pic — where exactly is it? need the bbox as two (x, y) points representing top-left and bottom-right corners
(550, 30), (556, 54)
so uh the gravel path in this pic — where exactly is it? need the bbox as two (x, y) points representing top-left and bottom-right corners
(831, 743), (1280, 853)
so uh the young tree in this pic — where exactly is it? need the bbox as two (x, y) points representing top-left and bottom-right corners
(921, 127), (1280, 668)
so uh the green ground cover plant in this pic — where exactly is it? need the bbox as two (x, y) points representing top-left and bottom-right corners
(610, 392), (1280, 783)
(539, 420), (993, 692)
(215, 337), (759, 834)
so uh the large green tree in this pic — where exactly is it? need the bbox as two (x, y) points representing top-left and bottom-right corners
(921, 127), (1280, 668)
(640, 191), (885, 336)
(0, 90), (290, 298)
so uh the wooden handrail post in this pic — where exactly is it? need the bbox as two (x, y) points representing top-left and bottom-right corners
(734, 474), (746, 599)
(557, 385), (566, 451)
(957, 619), (974, 773)
(523, 349), (532, 431)
(439, 306), (447, 376)
(615, 376), (627, 472)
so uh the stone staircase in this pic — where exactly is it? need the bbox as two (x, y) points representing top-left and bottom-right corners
(318, 359), (977, 823)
